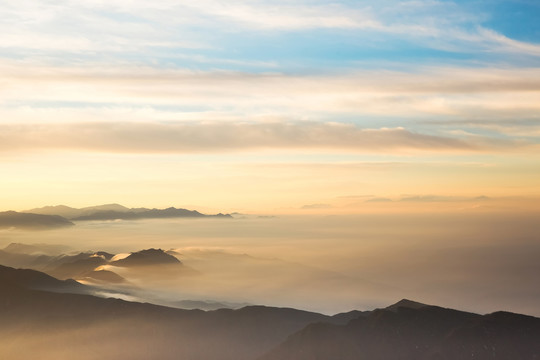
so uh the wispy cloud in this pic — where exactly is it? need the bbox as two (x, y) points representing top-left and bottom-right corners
(183, 1), (382, 31)
(476, 27), (540, 57)
(1, 0), (540, 64)
(301, 204), (333, 209)
(399, 195), (491, 202)
(1, 60), (539, 126)
(0, 121), (530, 155)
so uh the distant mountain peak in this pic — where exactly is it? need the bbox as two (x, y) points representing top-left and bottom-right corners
(386, 298), (429, 311)
(111, 248), (182, 267)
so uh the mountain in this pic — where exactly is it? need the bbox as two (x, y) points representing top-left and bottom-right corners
(111, 248), (182, 267)
(1, 265), (539, 360)
(24, 204), (82, 218)
(25, 204), (233, 221)
(259, 299), (540, 360)
(0, 245), (184, 284)
(0, 211), (74, 229)
(0, 264), (88, 294)
(2, 242), (69, 255)
(72, 207), (232, 221)
(171, 299), (251, 311)
(0, 249), (53, 268)
(0, 265), (334, 360)
(47, 255), (108, 279)
(81, 269), (126, 283)
(25, 203), (135, 219)
(41, 251), (125, 283)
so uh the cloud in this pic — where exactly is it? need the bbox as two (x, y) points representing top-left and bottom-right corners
(0, 121), (524, 155)
(183, 1), (381, 31)
(1, 61), (539, 126)
(301, 204), (332, 209)
(399, 195), (491, 202)
(477, 27), (540, 57)
(365, 197), (393, 203)
(1, 0), (540, 64)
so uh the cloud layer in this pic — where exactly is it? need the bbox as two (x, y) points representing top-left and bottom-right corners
(1, 121), (530, 154)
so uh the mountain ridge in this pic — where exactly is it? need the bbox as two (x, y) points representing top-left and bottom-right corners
(1, 265), (538, 360)
(259, 299), (540, 360)
(0, 211), (74, 230)
(24, 204), (232, 221)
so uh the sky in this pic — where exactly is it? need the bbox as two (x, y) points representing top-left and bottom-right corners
(1, 0), (540, 213)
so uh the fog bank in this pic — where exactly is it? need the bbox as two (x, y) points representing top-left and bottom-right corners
(1, 212), (539, 315)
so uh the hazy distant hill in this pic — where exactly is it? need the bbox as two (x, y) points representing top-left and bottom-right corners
(2, 243), (69, 255)
(25, 203), (141, 219)
(72, 207), (232, 221)
(0, 211), (74, 229)
(260, 299), (540, 360)
(0, 244), (184, 284)
(111, 248), (182, 267)
(25, 204), (232, 221)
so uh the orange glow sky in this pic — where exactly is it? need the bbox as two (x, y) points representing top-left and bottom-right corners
(0, 1), (539, 214)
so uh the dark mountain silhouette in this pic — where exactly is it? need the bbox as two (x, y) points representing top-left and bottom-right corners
(0, 264), (87, 294)
(171, 299), (252, 311)
(0, 266), (539, 360)
(0, 211), (74, 229)
(328, 309), (370, 324)
(259, 299), (540, 360)
(111, 248), (182, 267)
(385, 298), (429, 312)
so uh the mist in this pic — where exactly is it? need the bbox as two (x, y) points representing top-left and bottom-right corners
(1, 212), (539, 316)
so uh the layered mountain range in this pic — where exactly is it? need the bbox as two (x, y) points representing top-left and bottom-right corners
(0, 263), (538, 360)
(0, 204), (232, 229)
(0, 244), (185, 286)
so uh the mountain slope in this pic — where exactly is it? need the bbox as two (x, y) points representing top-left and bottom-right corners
(259, 300), (540, 360)
(0, 211), (74, 229)
(0, 265), (332, 360)
(0, 264), (87, 294)
(1, 265), (538, 360)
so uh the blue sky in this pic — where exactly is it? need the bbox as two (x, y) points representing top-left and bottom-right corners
(2, 0), (540, 69)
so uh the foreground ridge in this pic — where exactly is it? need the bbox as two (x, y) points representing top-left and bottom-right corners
(1, 265), (539, 360)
